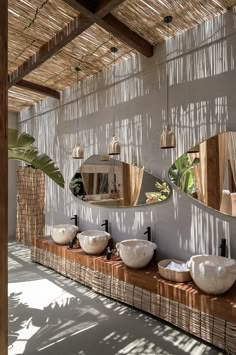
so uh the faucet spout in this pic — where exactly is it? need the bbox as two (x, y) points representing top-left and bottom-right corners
(101, 219), (109, 233)
(71, 214), (78, 226)
(220, 238), (226, 257)
(144, 226), (151, 242)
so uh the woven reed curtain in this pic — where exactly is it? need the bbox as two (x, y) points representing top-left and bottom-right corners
(228, 132), (236, 185)
(16, 167), (45, 245)
(123, 164), (144, 206)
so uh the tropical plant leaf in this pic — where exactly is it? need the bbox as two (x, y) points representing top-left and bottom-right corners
(8, 128), (35, 148)
(9, 147), (64, 188)
(8, 128), (64, 188)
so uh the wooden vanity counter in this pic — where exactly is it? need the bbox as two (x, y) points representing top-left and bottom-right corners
(31, 237), (236, 353)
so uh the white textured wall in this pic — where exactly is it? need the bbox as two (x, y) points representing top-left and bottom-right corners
(8, 112), (18, 239)
(19, 11), (236, 260)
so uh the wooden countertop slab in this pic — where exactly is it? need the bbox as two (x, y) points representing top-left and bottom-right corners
(32, 237), (236, 324)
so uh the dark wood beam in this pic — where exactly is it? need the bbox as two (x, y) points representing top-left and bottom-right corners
(98, 14), (153, 57)
(95, 0), (126, 18)
(63, 0), (153, 57)
(15, 80), (60, 99)
(8, 14), (93, 88)
(0, 0), (8, 353)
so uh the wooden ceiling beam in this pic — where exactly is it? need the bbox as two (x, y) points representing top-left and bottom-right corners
(9, 0), (153, 89)
(95, 0), (126, 18)
(8, 14), (93, 88)
(15, 80), (61, 99)
(63, 0), (153, 57)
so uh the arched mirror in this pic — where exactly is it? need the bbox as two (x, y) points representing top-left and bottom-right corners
(70, 155), (171, 207)
(169, 132), (236, 217)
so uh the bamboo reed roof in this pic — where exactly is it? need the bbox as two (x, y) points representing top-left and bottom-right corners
(8, 0), (236, 112)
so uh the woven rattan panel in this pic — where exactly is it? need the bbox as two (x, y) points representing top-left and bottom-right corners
(16, 167), (45, 245)
(31, 237), (236, 353)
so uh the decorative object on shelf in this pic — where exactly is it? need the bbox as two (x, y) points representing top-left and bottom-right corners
(160, 15), (176, 149)
(77, 230), (111, 254)
(187, 255), (236, 295)
(116, 239), (157, 269)
(108, 47), (121, 155)
(72, 66), (84, 159)
(158, 259), (192, 282)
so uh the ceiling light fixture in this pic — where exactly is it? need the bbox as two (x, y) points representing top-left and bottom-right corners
(72, 66), (84, 159)
(160, 15), (176, 149)
(108, 46), (121, 156)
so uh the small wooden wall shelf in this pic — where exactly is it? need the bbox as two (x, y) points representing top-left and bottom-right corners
(31, 237), (236, 354)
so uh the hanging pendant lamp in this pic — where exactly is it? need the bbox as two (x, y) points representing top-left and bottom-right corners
(72, 66), (84, 159)
(72, 144), (84, 159)
(160, 16), (176, 149)
(108, 47), (121, 155)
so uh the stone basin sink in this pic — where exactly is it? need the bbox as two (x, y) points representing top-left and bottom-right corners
(116, 239), (157, 269)
(188, 255), (236, 295)
(77, 230), (111, 255)
(51, 224), (79, 245)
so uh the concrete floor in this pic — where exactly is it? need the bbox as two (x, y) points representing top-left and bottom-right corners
(8, 242), (225, 355)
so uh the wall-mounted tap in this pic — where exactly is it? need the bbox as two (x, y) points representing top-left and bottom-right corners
(71, 214), (78, 226)
(220, 238), (226, 257)
(101, 219), (109, 233)
(144, 226), (151, 242)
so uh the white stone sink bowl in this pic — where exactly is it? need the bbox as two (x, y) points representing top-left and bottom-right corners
(116, 239), (157, 269)
(187, 255), (236, 295)
(51, 224), (79, 245)
(77, 230), (111, 255)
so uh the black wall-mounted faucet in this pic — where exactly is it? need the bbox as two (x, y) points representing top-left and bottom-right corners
(220, 238), (226, 257)
(71, 214), (78, 226)
(101, 219), (109, 233)
(144, 226), (151, 242)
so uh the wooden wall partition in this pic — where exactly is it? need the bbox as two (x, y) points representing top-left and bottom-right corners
(0, 0), (8, 353)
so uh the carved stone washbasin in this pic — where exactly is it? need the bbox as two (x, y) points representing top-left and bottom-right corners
(188, 255), (236, 295)
(116, 239), (157, 269)
(77, 230), (111, 255)
(51, 224), (79, 245)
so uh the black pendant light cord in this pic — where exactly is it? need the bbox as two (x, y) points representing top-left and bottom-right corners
(75, 66), (80, 140)
(111, 47), (118, 137)
(164, 15), (172, 128)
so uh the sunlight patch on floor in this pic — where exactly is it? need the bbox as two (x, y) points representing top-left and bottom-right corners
(8, 279), (75, 310)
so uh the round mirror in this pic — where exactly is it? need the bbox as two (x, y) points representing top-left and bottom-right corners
(168, 132), (236, 217)
(70, 155), (171, 207)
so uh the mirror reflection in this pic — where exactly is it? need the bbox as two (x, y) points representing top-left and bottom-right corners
(70, 155), (171, 207)
(169, 132), (236, 217)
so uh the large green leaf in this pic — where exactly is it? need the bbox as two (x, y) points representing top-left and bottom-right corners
(8, 129), (64, 188)
(8, 128), (35, 148)
(169, 154), (199, 194)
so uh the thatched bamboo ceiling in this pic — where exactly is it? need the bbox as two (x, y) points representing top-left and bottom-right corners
(8, 0), (236, 112)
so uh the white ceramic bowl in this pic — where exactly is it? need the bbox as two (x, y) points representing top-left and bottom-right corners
(188, 255), (236, 295)
(51, 224), (79, 245)
(78, 230), (111, 254)
(116, 239), (157, 269)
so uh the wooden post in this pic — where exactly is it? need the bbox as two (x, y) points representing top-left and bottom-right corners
(0, 0), (8, 353)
